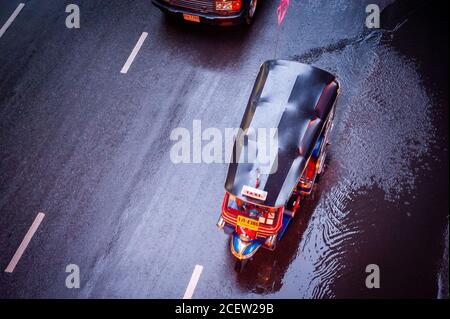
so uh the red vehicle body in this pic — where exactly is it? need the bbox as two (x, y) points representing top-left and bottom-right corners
(216, 60), (340, 271)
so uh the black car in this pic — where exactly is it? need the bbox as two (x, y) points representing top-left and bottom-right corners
(152, 0), (258, 26)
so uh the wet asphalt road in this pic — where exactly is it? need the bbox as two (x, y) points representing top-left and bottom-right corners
(0, 0), (448, 298)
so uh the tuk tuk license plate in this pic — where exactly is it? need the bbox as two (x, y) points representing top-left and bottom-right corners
(183, 14), (200, 23)
(237, 216), (259, 231)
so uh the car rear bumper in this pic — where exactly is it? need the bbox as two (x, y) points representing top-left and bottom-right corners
(152, 0), (247, 26)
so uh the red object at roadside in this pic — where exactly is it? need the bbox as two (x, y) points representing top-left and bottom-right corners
(277, 0), (289, 26)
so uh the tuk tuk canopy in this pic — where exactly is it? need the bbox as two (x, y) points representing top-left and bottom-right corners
(225, 60), (339, 207)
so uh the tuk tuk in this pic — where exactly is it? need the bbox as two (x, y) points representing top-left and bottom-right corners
(216, 60), (340, 271)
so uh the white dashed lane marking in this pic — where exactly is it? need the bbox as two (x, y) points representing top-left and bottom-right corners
(120, 32), (148, 74)
(0, 3), (25, 39)
(4, 212), (45, 273)
(183, 264), (204, 299)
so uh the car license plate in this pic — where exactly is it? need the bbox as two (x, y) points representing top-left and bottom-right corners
(183, 14), (200, 23)
(237, 216), (259, 231)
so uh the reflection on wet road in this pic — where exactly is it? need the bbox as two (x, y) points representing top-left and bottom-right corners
(0, 0), (447, 298)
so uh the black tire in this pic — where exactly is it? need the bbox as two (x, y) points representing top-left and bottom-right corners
(267, 241), (277, 251)
(315, 158), (324, 183)
(315, 171), (322, 183)
(235, 259), (248, 273)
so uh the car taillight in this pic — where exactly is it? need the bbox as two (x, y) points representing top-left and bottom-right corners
(215, 0), (242, 11)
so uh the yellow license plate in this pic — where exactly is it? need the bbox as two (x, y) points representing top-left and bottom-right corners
(237, 216), (259, 231)
(183, 14), (200, 23)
